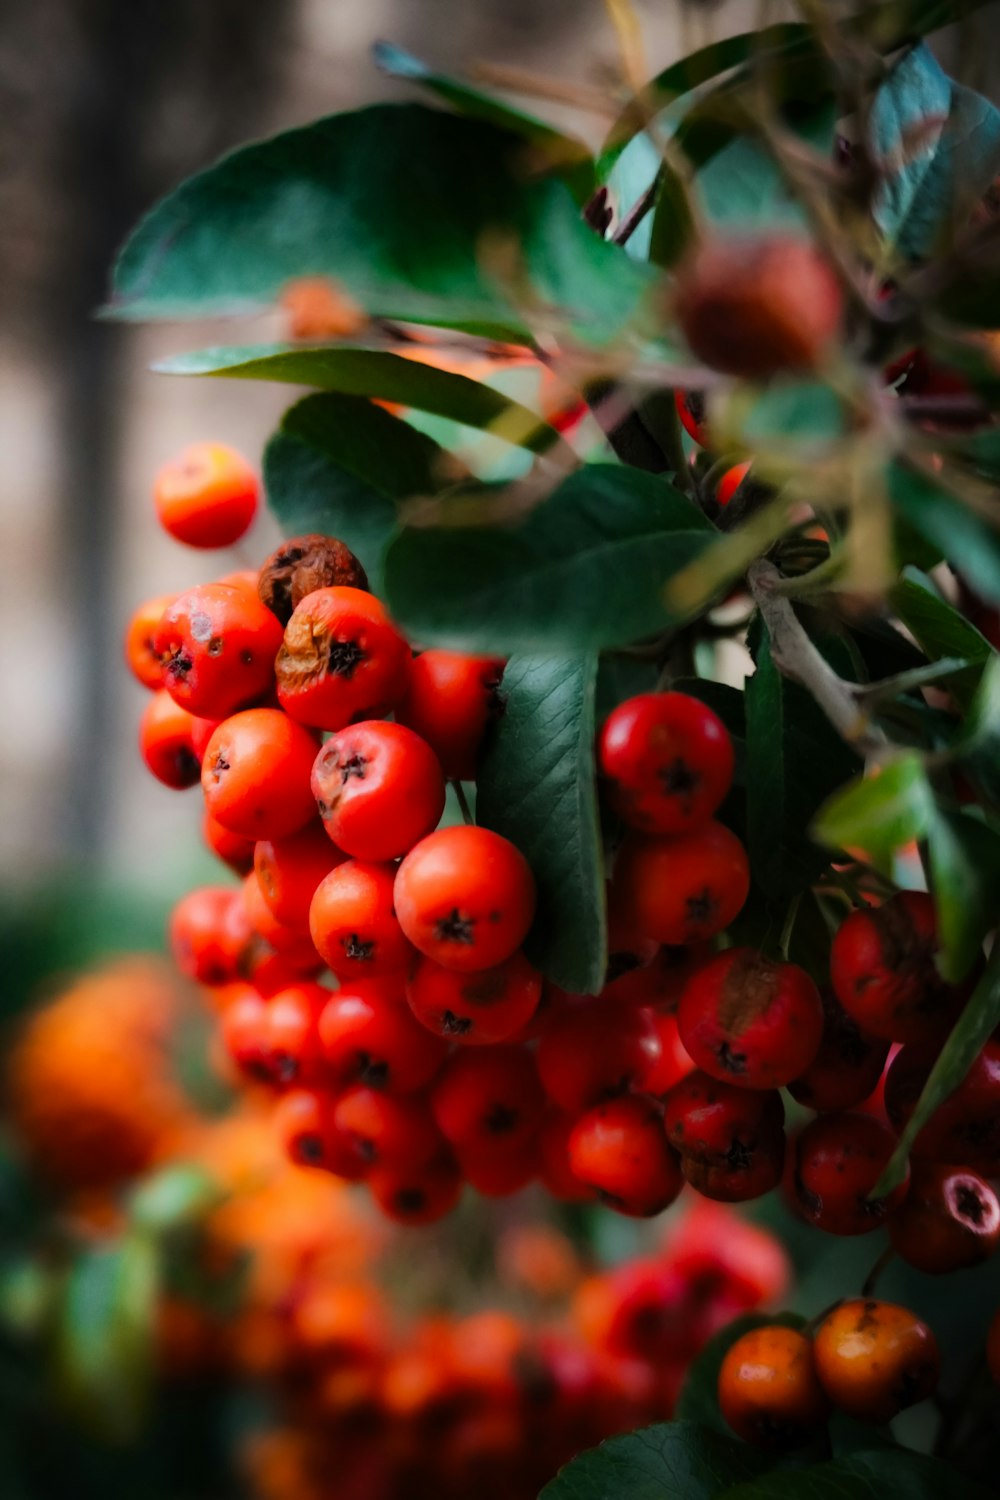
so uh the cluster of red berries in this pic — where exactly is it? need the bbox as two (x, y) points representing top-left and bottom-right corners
(239, 1201), (788, 1500)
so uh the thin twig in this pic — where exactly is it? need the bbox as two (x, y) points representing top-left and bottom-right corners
(451, 781), (474, 826)
(612, 171), (662, 246)
(860, 1244), (895, 1298)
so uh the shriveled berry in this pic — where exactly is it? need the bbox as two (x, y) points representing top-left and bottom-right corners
(276, 586), (410, 731)
(258, 534), (369, 625)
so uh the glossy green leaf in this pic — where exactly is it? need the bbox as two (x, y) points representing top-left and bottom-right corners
(383, 465), (715, 654)
(51, 1234), (158, 1443)
(264, 394), (450, 593)
(538, 1419), (768, 1500)
(721, 1449), (995, 1500)
(812, 753), (936, 867)
(109, 104), (651, 344)
(888, 463), (1000, 608)
(875, 940), (1000, 1196)
(746, 637), (861, 900)
(926, 808), (1000, 982)
(677, 1312), (805, 1435)
(476, 653), (605, 994)
(889, 566), (994, 709)
(372, 41), (595, 200)
(157, 344), (572, 460)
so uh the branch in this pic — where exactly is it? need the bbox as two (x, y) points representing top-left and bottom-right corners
(747, 559), (886, 755)
(612, 171), (661, 246)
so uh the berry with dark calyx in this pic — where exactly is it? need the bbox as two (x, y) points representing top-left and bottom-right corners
(259, 982), (329, 1088)
(368, 1154), (463, 1225)
(718, 1325), (829, 1447)
(599, 692), (735, 836)
(396, 649), (505, 782)
(153, 442), (258, 549)
(536, 998), (664, 1114)
(613, 821), (750, 946)
(663, 1071), (785, 1203)
(432, 1047), (545, 1159)
(640, 1011), (695, 1096)
(139, 690), (202, 789)
(318, 978), (448, 1094)
(275, 586), (410, 731)
(220, 986), (274, 1085)
(309, 860), (413, 981)
(154, 583), (283, 721)
(787, 1111), (909, 1235)
(202, 708), (318, 840)
(258, 534), (369, 625)
(311, 720), (445, 862)
(788, 989), (890, 1112)
(813, 1299), (939, 1423)
(332, 1086), (445, 1173)
(888, 1162), (1000, 1274)
(884, 1038), (1000, 1168)
(674, 234), (843, 379)
(394, 825), (536, 973)
(678, 949), (824, 1089)
(274, 1088), (367, 1178)
(406, 951), (542, 1046)
(254, 823), (346, 929)
(124, 593), (174, 689)
(568, 1096), (683, 1218)
(829, 891), (972, 1045)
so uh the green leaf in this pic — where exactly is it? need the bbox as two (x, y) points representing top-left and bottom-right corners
(889, 565), (994, 709)
(875, 940), (1000, 1196)
(677, 1311), (806, 1435)
(812, 753), (936, 867)
(955, 653), (1000, 800)
(264, 394), (450, 593)
(870, 43), (952, 254)
(372, 41), (595, 200)
(721, 1449), (995, 1500)
(157, 344), (572, 460)
(696, 104), (837, 232)
(746, 636), (862, 901)
(128, 1164), (220, 1235)
(383, 465), (716, 654)
(538, 1420), (768, 1500)
(108, 104), (651, 345)
(888, 462), (1000, 609)
(926, 808), (1000, 982)
(476, 653), (605, 994)
(51, 1235), (158, 1444)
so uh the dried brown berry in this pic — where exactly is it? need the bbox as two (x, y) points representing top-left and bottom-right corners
(258, 535), (369, 625)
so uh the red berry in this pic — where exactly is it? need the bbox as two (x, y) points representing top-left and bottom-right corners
(432, 1047), (545, 1158)
(169, 886), (244, 986)
(368, 1155), (463, 1225)
(124, 593), (173, 689)
(663, 1070), (785, 1203)
(276, 586), (410, 730)
(260, 982), (328, 1087)
(309, 860), (413, 981)
(332, 1087), (444, 1172)
(202, 709), (318, 840)
(139, 690), (201, 789)
(674, 389), (707, 445)
(717, 461), (751, 508)
(396, 649), (505, 781)
(318, 980), (447, 1094)
(888, 1162), (1000, 1274)
(640, 1011), (695, 1096)
(153, 442), (258, 548)
(406, 951), (542, 1045)
(568, 1096), (683, 1218)
(599, 692), (734, 836)
(220, 987), (272, 1084)
(394, 825), (536, 973)
(613, 822), (749, 945)
(254, 823), (346, 929)
(311, 720), (445, 861)
(787, 990), (889, 1112)
(675, 235), (842, 378)
(678, 949), (824, 1089)
(458, 1137), (537, 1198)
(154, 583), (282, 720)
(536, 998), (663, 1114)
(538, 1112), (594, 1202)
(203, 811), (256, 875)
(884, 1038), (1000, 1168)
(830, 892), (971, 1044)
(787, 1111), (909, 1235)
(274, 1088), (367, 1178)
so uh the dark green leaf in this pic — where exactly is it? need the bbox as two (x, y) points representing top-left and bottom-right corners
(677, 1312), (805, 1436)
(888, 462), (1000, 609)
(539, 1420), (768, 1500)
(383, 465), (716, 654)
(476, 653), (605, 994)
(157, 344), (571, 460)
(720, 1448), (995, 1500)
(595, 655), (659, 724)
(109, 104), (651, 344)
(264, 394), (450, 592)
(51, 1235), (158, 1443)
(870, 43), (952, 254)
(926, 808), (1000, 982)
(955, 654), (1000, 800)
(875, 940), (1000, 1196)
(889, 565), (994, 708)
(746, 636), (861, 900)
(372, 41), (595, 200)
(812, 753), (936, 868)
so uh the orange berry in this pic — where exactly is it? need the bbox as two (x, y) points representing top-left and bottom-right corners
(153, 442), (258, 548)
(813, 1299), (940, 1423)
(718, 1325), (829, 1447)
